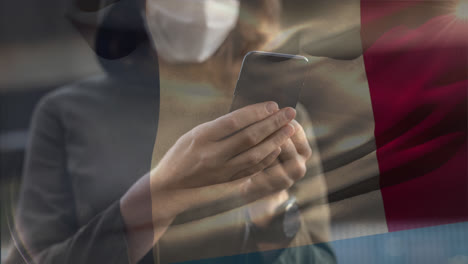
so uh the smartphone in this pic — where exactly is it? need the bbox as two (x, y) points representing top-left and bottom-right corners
(230, 51), (309, 112)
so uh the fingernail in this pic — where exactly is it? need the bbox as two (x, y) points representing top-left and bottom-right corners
(266, 102), (279, 114)
(284, 108), (296, 120)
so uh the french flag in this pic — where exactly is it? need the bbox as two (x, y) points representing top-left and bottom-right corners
(293, 0), (468, 262)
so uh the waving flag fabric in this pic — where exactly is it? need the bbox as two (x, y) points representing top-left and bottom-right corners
(291, 0), (468, 262)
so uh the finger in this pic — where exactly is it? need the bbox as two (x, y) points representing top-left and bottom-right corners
(278, 139), (298, 162)
(244, 165), (292, 198)
(267, 159), (281, 169)
(201, 101), (279, 140)
(276, 155), (308, 182)
(227, 123), (294, 172)
(290, 120), (312, 159)
(230, 147), (281, 181)
(221, 107), (296, 158)
(246, 155), (307, 197)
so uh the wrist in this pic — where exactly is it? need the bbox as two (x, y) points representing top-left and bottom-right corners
(247, 190), (289, 228)
(247, 196), (301, 245)
(149, 168), (186, 221)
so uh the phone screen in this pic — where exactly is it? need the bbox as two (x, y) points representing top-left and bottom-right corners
(230, 51), (309, 112)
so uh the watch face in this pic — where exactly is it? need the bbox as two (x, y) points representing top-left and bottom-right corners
(283, 203), (301, 238)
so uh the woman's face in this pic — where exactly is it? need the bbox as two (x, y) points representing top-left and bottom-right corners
(145, 0), (241, 63)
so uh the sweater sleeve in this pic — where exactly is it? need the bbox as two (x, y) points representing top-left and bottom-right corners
(13, 94), (131, 264)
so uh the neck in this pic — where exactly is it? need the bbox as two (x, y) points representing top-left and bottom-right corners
(158, 55), (242, 95)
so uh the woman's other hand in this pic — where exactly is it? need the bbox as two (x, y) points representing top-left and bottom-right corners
(246, 119), (312, 251)
(247, 119), (312, 225)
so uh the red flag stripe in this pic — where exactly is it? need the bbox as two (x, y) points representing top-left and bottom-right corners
(361, 0), (468, 232)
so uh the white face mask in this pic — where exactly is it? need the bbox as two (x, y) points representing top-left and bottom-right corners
(146, 0), (240, 63)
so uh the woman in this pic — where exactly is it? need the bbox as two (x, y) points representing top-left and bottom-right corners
(8, 0), (334, 263)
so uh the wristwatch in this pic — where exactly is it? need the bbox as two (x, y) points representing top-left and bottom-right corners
(247, 196), (301, 243)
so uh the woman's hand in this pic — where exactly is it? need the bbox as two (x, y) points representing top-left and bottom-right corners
(246, 119), (312, 250)
(150, 101), (296, 191)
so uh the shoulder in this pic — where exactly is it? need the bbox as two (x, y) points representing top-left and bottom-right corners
(29, 75), (113, 133)
(33, 74), (120, 120)
(38, 74), (111, 108)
